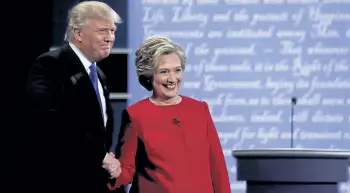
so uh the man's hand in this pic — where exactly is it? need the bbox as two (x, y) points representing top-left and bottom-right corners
(103, 152), (118, 165)
(102, 152), (121, 178)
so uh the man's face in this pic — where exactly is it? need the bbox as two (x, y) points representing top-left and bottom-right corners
(74, 18), (116, 62)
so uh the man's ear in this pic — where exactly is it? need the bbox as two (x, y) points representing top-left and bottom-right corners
(73, 28), (83, 42)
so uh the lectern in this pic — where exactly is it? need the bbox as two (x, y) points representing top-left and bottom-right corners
(232, 148), (350, 193)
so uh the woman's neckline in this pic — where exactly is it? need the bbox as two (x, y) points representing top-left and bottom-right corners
(148, 95), (184, 107)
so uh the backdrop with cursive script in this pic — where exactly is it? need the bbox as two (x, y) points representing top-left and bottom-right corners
(127, 1), (350, 192)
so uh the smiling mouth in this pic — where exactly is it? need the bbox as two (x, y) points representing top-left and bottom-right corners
(163, 84), (176, 90)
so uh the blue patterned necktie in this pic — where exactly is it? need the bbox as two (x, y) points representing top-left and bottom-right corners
(89, 63), (103, 119)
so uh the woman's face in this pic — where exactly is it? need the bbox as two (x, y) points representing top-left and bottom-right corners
(152, 53), (183, 101)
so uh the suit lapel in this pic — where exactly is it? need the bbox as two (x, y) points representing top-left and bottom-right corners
(60, 44), (105, 126)
(96, 65), (114, 148)
(96, 67), (108, 97)
(96, 66), (113, 128)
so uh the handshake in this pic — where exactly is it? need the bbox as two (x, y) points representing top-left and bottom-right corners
(102, 152), (121, 179)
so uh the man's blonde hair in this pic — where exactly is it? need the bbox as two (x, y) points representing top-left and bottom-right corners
(64, 1), (122, 41)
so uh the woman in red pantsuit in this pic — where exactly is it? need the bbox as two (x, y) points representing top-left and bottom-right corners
(107, 35), (231, 193)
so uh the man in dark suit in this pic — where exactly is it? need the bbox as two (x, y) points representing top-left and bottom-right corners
(26, 1), (124, 192)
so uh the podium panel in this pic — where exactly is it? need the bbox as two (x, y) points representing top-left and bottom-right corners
(246, 183), (336, 193)
(232, 149), (350, 193)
